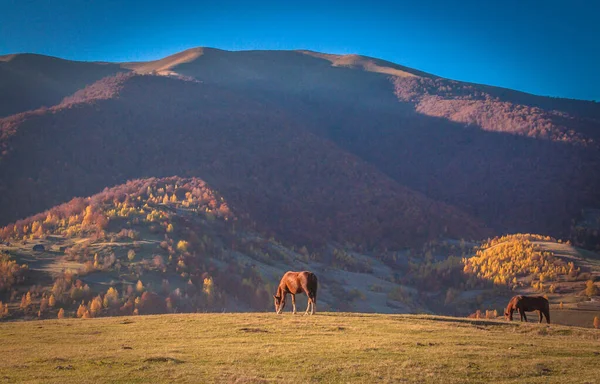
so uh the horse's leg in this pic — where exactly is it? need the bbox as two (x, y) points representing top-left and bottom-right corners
(538, 310), (543, 323)
(304, 294), (312, 316)
(545, 310), (550, 324)
(304, 297), (312, 315)
(291, 294), (297, 314)
(277, 292), (286, 315)
(300, 286), (312, 315)
(307, 289), (317, 315)
(522, 311), (527, 322)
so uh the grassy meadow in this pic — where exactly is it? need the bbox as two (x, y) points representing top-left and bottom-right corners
(1, 312), (599, 383)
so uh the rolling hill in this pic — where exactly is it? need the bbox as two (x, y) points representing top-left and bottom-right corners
(0, 177), (598, 323)
(0, 176), (441, 319)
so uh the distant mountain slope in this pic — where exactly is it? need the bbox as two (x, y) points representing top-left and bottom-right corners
(393, 76), (600, 144)
(121, 47), (207, 75)
(296, 50), (436, 78)
(1, 47), (599, 244)
(125, 48), (598, 237)
(122, 47), (600, 137)
(0, 53), (126, 117)
(0, 73), (487, 248)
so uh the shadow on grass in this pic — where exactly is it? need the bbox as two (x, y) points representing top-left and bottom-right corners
(239, 327), (269, 333)
(144, 357), (185, 364)
(399, 315), (520, 328)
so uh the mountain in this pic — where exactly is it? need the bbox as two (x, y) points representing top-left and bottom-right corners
(0, 72), (486, 249)
(1, 47), (599, 248)
(124, 48), (600, 238)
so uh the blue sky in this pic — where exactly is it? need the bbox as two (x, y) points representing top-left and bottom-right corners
(1, 0), (598, 100)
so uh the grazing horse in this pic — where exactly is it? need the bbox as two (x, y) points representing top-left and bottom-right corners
(273, 271), (318, 315)
(504, 295), (550, 324)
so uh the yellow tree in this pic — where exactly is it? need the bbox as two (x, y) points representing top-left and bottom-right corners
(82, 205), (95, 226)
(176, 240), (189, 253)
(103, 287), (119, 308)
(585, 280), (598, 297)
(20, 292), (32, 310)
(89, 296), (103, 317)
(39, 297), (48, 313)
(76, 303), (88, 318)
(203, 277), (214, 298)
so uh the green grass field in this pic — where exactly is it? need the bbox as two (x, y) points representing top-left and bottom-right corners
(1, 313), (599, 383)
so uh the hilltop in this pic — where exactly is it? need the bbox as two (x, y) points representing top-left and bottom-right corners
(0, 313), (599, 383)
(0, 47), (599, 247)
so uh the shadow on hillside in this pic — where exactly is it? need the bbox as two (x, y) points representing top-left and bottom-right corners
(265, 93), (600, 238)
(173, 52), (600, 238)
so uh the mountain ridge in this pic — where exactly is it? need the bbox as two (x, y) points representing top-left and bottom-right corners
(4, 47), (600, 103)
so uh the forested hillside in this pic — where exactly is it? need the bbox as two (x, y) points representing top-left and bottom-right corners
(1, 48), (599, 246)
(0, 73), (487, 249)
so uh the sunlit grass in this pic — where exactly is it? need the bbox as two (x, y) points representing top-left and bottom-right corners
(0, 313), (598, 383)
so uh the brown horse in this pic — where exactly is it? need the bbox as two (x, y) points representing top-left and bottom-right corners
(273, 271), (318, 315)
(504, 295), (550, 323)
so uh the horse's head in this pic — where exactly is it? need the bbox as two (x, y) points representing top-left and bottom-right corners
(273, 294), (283, 314)
(504, 307), (513, 321)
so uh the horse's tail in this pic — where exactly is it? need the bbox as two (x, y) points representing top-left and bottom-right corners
(309, 273), (318, 303)
(544, 300), (551, 324)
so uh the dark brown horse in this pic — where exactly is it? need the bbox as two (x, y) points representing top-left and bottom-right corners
(504, 295), (550, 323)
(273, 271), (318, 315)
